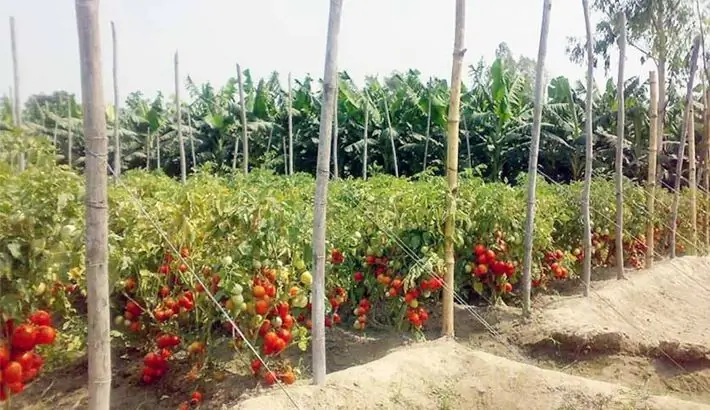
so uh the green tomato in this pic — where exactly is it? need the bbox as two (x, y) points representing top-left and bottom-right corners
(233, 283), (243, 295)
(300, 271), (313, 287)
(294, 259), (306, 271)
(221, 256), (233, 266)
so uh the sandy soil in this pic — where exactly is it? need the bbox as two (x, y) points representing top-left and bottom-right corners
(12, 257), (710, 409)
(235, 339), (710, 410)
(516, 256), (710, 361)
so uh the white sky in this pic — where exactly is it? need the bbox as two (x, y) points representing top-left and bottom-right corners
(1, 0), (650, 103)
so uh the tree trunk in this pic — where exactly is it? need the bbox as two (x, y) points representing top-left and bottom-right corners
(646, 71), (659, 267)
(614, 12), (626, 280)
(362, 93), (369, 180)
(111, 21), (120, 178)
(53, 97), (60, 150)
(311, 0), (343, 385)
(655, 1), (668, 185)
(521, 0), (552, 316)
(10, 17), (24, 171)
(670, 35), (701, 258)
(74, 1), (112, 408)
(581, 0), (594, 295)
(174, 52), (186, 184)
(442, 0), (466, 336)
(68, 98), (73, 167)
(423, 89), (432, 172)
(288, 72), (294, 175)
(236, 64), (248, 174)
(382, 92), (399, 177)
(187, 108), (196, 169)
(332, 69), (339, 179)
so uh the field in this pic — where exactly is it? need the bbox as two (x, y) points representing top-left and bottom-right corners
(1, 141), (709, 409)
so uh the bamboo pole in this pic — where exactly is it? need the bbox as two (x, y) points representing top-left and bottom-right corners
(332, 69), (339, 178)
(670, 35), (701, 258)
(175, 52), (186, 184)
(705, 89), (710, 251)
(68, 98), (73, 167)
(614, 12), (626, 279)
(581, 0), (594, 294)
(646, 71), (659, 267)
(382, 92), (399, 177)
(423, 86), (432, 172)
(311, 0), (343, 385)
(236, 64), (248, 174)
(187, 107), (196, 169)
(521, 0), (552, 316)
(362, 91), (369, 180)
(111, 21), (120, 178)
(442, 0), (466, 335)
(288, 72), (294, 175)
(10, 17), (24, 171)
(75, 1), (112, 408)
(689, 102), (698, 254)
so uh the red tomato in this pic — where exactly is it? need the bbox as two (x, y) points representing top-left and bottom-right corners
(279, 370), (296, 385)
(11, 324), (37, 351)
(255, 300), (269, 316)
(0, 343), (9, 368)
(7, 382), (24, 394)
(29, 310), (52, 327)
(15, 351), (34, 371)
(263, 371), (277, 385)
(4, 361), (23, 384)
(277, 329), (292, 344)
(35, 326), (57, 345)
(190, 391), (202, 405)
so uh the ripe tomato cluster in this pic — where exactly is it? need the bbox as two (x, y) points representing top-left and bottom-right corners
(543, 249), (569, 279)
(250, 358), (296, 386)
(1, 310), (57, 401)
(325, 287), (346, 328)
(623, 235), (648, 269)
(468, 243), (516, 295)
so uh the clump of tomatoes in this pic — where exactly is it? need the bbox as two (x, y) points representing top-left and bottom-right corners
(467, 241), (516, 297)
(1, 310), (58, 401)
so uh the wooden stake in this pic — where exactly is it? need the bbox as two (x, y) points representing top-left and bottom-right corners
(111, 21), (120, 178)
(311, 0), (343, 385)
(75, 0), (112, 408)
(175, 52), (186, 184)
(521, 0), (552, 316)
(581, 0), (595, 293)
(670, 35), (701, 258)
(287, 72), (294, 175)
(614, 12), (626, 279)
(236, 64), (248, 174)
(646, 71), (659, 267)
(689, 102), (698, 254)
(442, 0), (467, 334)
(9, 17), (24, 171)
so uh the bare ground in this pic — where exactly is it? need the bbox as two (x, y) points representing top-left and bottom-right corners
(12, 257), (710, 409)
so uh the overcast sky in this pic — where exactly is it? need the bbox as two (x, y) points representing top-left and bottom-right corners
(1, 0), (651, 103)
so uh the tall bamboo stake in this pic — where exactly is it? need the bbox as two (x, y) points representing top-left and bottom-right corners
(288, 72), (294, 175)
(382, 93), (399, 177)
(187, 108), (196, 169)
(362, 96), (369, 180)
(521, 0), (552, 316)
(614, 12), (626, 279)
(671, 35), (701, 258)
(647, 71), (659, 267)
(442, 0), (466, 335)
(332, 69), (339, 178)
(705, 89), (710, 250)
(175, 52), (186, 184)
(581, 0), (594, 294)
(689, 102), (698, 254)
(311, 0), (343, 385)
(423, 86), (432, 172)
(10, 17), (24, 171)
(68, 98), (74, 167)
(237, 64), (248, 174)
(111, 21), (120, 178)
(75, 1), (112, 408)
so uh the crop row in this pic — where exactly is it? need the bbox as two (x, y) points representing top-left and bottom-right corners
(0, 157), (705, 401)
